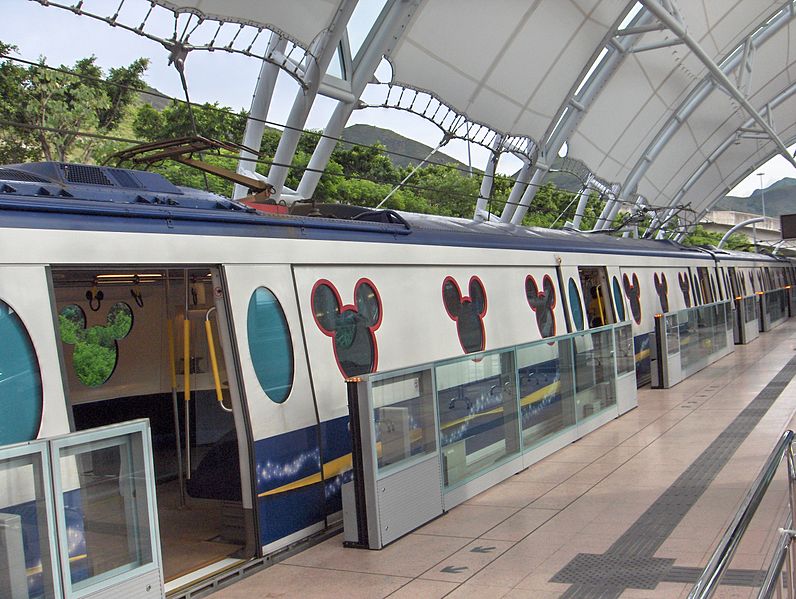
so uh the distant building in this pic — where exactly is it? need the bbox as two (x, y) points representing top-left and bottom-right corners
(702, 210), (781, 244)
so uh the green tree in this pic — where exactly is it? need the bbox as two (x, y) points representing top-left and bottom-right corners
(0, 43), (40, 163)
(681, 224), (750, 250)
(133, 100), (246, 143)
(6, 54), (149, 162)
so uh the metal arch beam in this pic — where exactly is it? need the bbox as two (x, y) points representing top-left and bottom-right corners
(296, 0), (420, 200)
(266, 0), (360, 200)
(657, 81), (796, 236)
(629, 0), (796, 207)
(623, 0), (796, 208)
(502, 2), (652, 225)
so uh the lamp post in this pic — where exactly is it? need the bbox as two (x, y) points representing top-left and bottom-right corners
(757, 172), (766, 220)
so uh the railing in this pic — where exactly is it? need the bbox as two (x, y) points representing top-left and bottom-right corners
(689, 430), (796, 599)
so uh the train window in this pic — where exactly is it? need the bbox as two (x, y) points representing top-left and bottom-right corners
(612, 277), (626, 321)
(692, 274), (701, 305)
(568, 278), (584, 331)
(696, 267), (713, 304)
(60, 302), (133, 387)
(247, 287), (294, 403)
(0, 298), (43, 443)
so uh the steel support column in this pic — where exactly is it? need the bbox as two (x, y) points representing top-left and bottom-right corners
(296, 0), (418, 200)
(233, 35), (287, 199)
(266, 0), (360, 200)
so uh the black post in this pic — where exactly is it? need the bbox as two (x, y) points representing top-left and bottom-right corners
(344, 379), (369, 548)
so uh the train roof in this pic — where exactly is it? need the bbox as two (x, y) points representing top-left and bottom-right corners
(0, 161), (785, 263)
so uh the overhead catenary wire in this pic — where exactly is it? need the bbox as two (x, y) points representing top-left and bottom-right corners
(0, 116), (675, 231)
(0, 54), (682, 228)
(1, 53), (490, 179)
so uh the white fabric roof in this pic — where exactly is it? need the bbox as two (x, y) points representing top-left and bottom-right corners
(141, 0), (796, 219)
(151, 0), (340, 49)
(385, 0), (632, 143)
(568, 0), (791, 215)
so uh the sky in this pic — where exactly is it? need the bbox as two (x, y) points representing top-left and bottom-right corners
(1, 0), (793, 199)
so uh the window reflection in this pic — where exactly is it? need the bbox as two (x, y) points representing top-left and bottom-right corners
(517, 340), (575, 448)
(436, 352), (518, 488)
(373, 370), (436, 473)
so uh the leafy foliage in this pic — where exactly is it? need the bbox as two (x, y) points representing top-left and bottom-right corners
(681, 224), (750, 251)
(0, 48), (148, 163)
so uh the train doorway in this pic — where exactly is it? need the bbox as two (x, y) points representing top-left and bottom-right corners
(50, 267), (255, 586)
(578, 267), (615, 328)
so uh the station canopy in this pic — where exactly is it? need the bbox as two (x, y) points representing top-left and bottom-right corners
(51, 0), (796, 226)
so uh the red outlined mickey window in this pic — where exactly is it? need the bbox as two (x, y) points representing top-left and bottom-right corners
(442, 276), (487, 354)
(311, 278), (382, 378)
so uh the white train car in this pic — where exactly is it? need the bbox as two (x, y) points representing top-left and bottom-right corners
(0, 161), (791, 590)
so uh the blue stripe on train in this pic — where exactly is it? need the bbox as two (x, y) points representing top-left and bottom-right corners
(253, 417), (354, 546)
(253, 426), (324, 546)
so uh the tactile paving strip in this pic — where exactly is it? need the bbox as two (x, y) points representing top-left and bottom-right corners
(552, 354), (796, 598)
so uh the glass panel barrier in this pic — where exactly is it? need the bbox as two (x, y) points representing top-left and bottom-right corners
(744, 296), (757, 323)
(656, 300), (734, 387)
(57, 435), (153, 591)
(436, 350), (520, 489)
(347, 322), (637, 546)
(573, 328), (616, 422)
(614, 324), (635, 375)
(372, 369), (436, 475)
(517, 337), (575, 449)
(0, 421), (161, 599)
(765, 289), (787, 325)
(665, 315), (680, 356)
(51, 420), (161, 598)
(0, 442), (60, 599)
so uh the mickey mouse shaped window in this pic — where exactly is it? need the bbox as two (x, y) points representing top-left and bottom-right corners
(312, 278), (382, 378)
(525, 275), (556, 338)
(443, 276), (487, 354)
(60, 302), (133, 387)
(622, 274), (642, 324)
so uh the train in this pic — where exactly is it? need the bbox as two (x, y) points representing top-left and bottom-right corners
(0, 160), (792, 591)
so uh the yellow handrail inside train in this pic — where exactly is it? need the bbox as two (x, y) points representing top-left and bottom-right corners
(204, 308), (231, 412)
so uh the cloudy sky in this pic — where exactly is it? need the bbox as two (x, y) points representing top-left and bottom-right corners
(3, 0), (793, 199)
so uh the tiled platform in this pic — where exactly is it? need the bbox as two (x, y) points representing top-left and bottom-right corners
(210, 321), (796, 598)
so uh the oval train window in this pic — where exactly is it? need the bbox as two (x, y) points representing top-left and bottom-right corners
(568, 278), (584, 331)
(612, 277), (625, 321)
(247, 287), (294, 403)
(0, 299), (43, 444)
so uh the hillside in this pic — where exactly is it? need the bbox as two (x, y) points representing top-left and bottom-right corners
(715, 177), (796, 217)
(341, 124), (469, 170)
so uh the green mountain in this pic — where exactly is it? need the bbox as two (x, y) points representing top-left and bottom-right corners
(341, 124), (469, 170)
(715, 177), (796, 217)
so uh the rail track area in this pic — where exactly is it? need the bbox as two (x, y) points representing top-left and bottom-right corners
(207, 319), (796, 599)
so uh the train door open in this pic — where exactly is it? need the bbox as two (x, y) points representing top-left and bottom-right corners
(219, 265), (328, 555)
(577, 267), (615, 328)
(50, 267), (254, 588)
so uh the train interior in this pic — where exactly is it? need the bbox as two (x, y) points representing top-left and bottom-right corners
(578, 266), (615, 328)
(50, 267), (251, 585)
